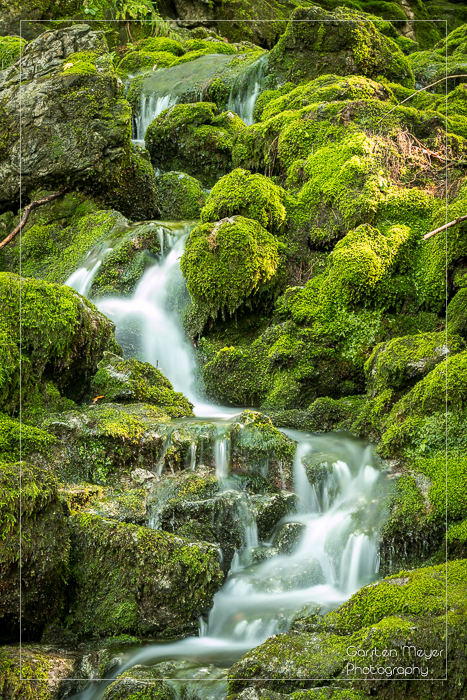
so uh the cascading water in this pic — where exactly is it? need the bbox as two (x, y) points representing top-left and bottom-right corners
(226, 55), (267, 126)
(69, 431), (388, 700)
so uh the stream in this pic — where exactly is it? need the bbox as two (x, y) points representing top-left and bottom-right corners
(64, 72), (389, 699)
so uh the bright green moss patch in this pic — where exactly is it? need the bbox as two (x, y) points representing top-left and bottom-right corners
(184, 39), (236, 55)
(0, 272), (119, 413)
(0, 413), (56, 463)
(201, 168), (287, 233)
(90, 353), (194, 418)
(181, 216), (282, 318)
(117, 50), (177, 76)
(66, 513), (223, 638)
(0, 36), (26, 70)
(136, 37), (184, 56)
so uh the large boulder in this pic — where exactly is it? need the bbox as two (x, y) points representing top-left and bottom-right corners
(267, 6), (414, 87)
(0, 25), (157, 219)
(66, 513), (223, 638)
(0, 461), (70, 642)
(0, 272), (120, 414)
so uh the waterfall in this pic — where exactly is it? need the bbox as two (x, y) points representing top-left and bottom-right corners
(226, 55), (267, 126)
(69, 432), (388, 700)
(133, 93), (178, 142)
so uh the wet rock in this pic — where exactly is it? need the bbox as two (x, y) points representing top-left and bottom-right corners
(0, 462), (69, 642)
(102, 659), (227, 700)
(90, 353), (194, 418)
(131, 468), (156, 484)
(271, 521), (306, 555)
(145, 102), (245, 187)
(0, 644), (87, 699)
(67, 513), (224, 638)
(0, 25), (157, 218)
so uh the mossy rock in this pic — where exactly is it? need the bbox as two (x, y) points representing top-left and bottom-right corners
(228, 560), (467, 696)
(260, 74), (392, 122)
(365, 331), (465, 397)
(0, 644), (81, 700)
(200, 168), (287, 234)
(0, 272), (120, 414)
(267, 5), (414, 87)
(155, 171), (207, 219)
(447, 288), (467, 338)
(145, 102), (245, 187)
(266, 396), (366, 433)
(409, 24), (467, 90)
(39, 403), (172, 484)
(0, 26), (156, 215)
(181, 216), (282, 320)
(90, 353), (194, 418)
(117, 49), (178, 76)
(0, 462), (70, 642)
(66, 513), (223, 638)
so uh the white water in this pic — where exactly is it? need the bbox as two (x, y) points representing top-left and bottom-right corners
(226, 55), (267, 126)
(134, 93), (178, 142)
(70, 431), (385, 700)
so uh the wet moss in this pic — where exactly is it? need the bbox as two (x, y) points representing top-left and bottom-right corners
(117, 50), (178, 76)
(90, 353), (194, 418)
(66, 513), (223, 638)
(181, 216), (282, 319)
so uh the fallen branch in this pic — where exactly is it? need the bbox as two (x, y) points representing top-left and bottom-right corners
(0, 188), (68, 251)
(424, 215), (467, 240)
(377, 74), (467, 126)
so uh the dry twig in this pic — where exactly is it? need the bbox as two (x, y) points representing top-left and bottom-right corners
(0, 188), (68, 251)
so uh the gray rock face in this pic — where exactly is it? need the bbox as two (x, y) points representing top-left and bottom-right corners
(0, 25), (157, 219)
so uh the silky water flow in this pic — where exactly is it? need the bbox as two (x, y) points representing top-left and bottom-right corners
(66, 226), (390, 700)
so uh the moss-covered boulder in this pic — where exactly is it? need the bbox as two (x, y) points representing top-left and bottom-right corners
(365, 331), (465, 397)
(268, 6), (414, 87)
(66, 513), (223, 638)
(181, 216), (282, 319)
(0, 462), (70, 642)
(145, 102), (245, 187)
(228, 560), (467, 697)
(200, 168), (287, 233)
(0, 273), (120, 414)
(409, 24), (467, 89)
(0, 25), (157, 218)
(155, 171), (207, 219)
(90, 353), (194, 418)
(447, 288), (467, 338)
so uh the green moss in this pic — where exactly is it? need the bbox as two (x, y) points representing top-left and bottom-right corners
(409, 24), (467, 90)
(448, 288), (467, 337)
(0, 412), (56, 463)
(156, 171), (207, 219)
(117, 50), (178, 76)
(137, 37), (184, 56)
(184, 39), (237, 55)
(145, 102), (245, 187)
(365, 331), (465, 397)
(261, 74), (392, 122)
(66, 512), (223, 638)
(0, 272), (119, 414)
(0, 36), (26, 70)
(200, 168), (287, 233)
(90, 353), (194, 418)
(181, 216), (282, 319)
(0, 461), (70, 641)
(268, 5), (414, 87)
